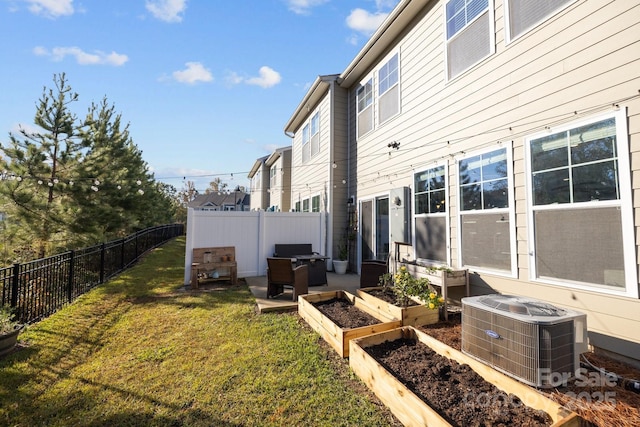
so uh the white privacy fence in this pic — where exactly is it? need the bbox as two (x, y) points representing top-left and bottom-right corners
(184, 209), (328, 284)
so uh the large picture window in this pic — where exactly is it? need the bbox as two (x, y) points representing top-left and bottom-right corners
(458, 146), (514, 273)
(526, 110), (636, 296)
(414, 165), (448, 264)
(445, 0), (493, 80)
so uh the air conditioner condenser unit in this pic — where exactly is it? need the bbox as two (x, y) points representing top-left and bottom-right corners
(461, 294), (588, 388)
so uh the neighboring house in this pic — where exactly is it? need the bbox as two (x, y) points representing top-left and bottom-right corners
(285, 0), (640, 365)
(264, 146), (293, 212)
(248, 155), (270, 211)
(284, 74), (349, 263)
(188, 190), (250, 212)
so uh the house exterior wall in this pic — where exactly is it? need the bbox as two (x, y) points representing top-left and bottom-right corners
(267, 153), (292, 212)
(343, 0), (640, 363)
(249, 163), (270, 211)
(291, 95), (331, 213)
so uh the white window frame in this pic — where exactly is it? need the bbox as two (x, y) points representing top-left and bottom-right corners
(456, 142), (517, 277)
(311, 194), (321, 212)
(377, 51), (401, 125)
(356, 75), (374, 139)
(444, 0), (495, 82)
(269, 165), (278, 187)
(301, 123), (310, 164)
(504, 0), (576, 44)
(525, 109), (637, 297)
(302, 198), (310, 213)
(412, 161), (450, 266)
(310, 111), (320, 158)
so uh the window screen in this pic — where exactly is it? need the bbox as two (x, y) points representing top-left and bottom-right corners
(415, 216), (447, 263)
(508, 0), (572, 40)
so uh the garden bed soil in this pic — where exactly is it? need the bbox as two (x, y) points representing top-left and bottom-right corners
(361, 287), (419, 306)
(365, 336), (554, 427)
(416, 313), (640, 427)
(313, 297), (381, 328)
(298, 290), (401, 357)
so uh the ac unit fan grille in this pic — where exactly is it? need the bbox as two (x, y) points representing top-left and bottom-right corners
(462, 304), (575, 387)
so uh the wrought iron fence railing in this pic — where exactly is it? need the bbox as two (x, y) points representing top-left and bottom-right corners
(0, 223), (184, 324)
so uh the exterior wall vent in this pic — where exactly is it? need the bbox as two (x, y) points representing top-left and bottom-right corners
(461, 294), (588, 388)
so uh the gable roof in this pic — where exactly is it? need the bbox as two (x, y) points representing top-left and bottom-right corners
(188, 190), (249, 208)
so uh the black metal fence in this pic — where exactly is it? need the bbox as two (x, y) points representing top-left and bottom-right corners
(0, 223), (184, 324)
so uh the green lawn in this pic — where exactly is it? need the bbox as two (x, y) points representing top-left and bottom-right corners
(0, 237), (398, 427)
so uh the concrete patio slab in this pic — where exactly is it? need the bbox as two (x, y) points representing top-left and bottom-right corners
(246, 272), (361, 313)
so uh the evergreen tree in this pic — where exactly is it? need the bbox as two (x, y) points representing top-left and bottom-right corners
(0, 73), (178, 260)
(0, 73), (82, 258)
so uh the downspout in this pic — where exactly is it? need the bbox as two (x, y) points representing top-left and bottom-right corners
(327, 79), (336, 264)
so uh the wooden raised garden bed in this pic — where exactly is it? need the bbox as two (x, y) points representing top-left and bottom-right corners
(298, 290), (402, 358)
(401, 264), (469, 320)
(356, 287), (439, 327)
(349, 326), (581, 427)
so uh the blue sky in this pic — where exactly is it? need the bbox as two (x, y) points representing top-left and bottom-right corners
(0, 0), (400, 192)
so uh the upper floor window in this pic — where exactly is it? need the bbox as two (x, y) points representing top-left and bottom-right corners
(310, 112), (320, 158)
(356, 78), (373, 138)
(251, 170), (261, 190)
(301, 123), (310, 163)
(270, 166), (277, 187)
(378, 52), (400, 124)
(506, 0), (574, 42)
(446, 0), (493, 80)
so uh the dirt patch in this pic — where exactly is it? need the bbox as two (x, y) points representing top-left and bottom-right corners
(312, 298), (380, 328)
(361, 287), (419, 307)
(365, 336), (553, 427)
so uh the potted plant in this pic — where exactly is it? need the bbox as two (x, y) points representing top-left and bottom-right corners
(0, 306), (23, 357)
(333, 238), (349, 274)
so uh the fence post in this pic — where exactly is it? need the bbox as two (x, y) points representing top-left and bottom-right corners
(11, 263), (19, 308)
(100, 243), (105, 284)
(121, 238), (126, 270)
(67, 250), (75, 303)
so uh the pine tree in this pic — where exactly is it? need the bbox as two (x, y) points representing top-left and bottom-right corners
(0, 73), (82, 258)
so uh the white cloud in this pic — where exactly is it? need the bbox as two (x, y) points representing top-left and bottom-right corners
(245, 66), (282, 88)
(346, 8), (389, 36)
(172, 62), (213, 84)
(24, 0), (74, 18)
(146, 0), (187, 23)
(226, 66), (282, 89)
(285, 0), (328, 15)
(33, 46), (128, 66)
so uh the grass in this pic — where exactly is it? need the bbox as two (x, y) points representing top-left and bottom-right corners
(0, 237), (398, 427)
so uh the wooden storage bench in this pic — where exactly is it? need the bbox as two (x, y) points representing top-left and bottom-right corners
(191, 246), (237, 288)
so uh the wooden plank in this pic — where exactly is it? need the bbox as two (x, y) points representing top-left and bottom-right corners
(298, 290), (402, 357)
(357, 287), (439, 327)
(350, 327), (580, 426)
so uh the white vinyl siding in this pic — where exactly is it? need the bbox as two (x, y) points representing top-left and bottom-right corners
(445, 0), (493, 80)
(506, 0), (575, 42)
(525, 110), (636, 297)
